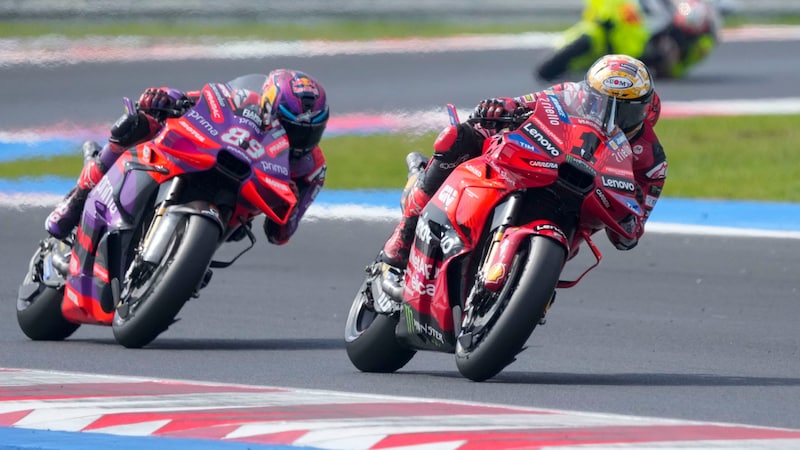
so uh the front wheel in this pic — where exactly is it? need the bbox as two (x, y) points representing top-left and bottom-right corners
(456, 236), (565, 381)
(344, 270), (416, 373)
(112, 215), (220, 348)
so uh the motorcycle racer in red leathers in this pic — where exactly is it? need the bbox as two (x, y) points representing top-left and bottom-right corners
(382, 54), (668, 270)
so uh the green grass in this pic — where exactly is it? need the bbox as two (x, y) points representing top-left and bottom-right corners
(2, 115), (799, 202)
(2, 14), (800, 40)
(0, 19), (564, 40)
(655, 115), (800, 201)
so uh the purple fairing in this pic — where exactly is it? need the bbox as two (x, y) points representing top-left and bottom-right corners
(84, 171), (129, 233)
(98, 143), (121, 172)
(94, 80), (292, 228)
(66, 77), (293, 304)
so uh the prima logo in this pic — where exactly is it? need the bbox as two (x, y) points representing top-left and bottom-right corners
(187, 109), (219, 136)
(94, 177), (118, 215)
(260, 161), (289, 176)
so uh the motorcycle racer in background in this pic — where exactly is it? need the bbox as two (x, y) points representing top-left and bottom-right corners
(46, 69), (330, 246)
(536, 0), (720, 81)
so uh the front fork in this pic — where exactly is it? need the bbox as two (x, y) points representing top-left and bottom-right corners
(120, 178), (225, 305)
(140, 177), (185, 265)
(478, 193), (571, 293)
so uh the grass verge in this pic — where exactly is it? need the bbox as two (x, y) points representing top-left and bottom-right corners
(2, 115), (798, 202)
(2, 15), (800, 40)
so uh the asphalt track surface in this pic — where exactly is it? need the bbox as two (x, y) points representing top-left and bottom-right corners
(1, 38), (800, 435)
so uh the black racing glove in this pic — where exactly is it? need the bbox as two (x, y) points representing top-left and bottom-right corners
(471, 97), (528, 131)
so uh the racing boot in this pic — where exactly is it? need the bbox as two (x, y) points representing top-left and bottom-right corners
(45, 141), (106, 240)
(380, 180), (431, 271)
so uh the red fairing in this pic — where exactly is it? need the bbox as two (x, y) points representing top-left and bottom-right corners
(402, 161), (508, 333)
(401, 86), (648, 342)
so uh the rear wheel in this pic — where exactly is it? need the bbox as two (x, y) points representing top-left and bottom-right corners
(17, 286), (79, 341)
(344, 270), (416, 373)
(16, 240), (80, 341)
(455, 236), (565, 381)
(112, 215), (220, 348)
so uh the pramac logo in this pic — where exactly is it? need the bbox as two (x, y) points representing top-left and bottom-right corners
(203, 87), (224, 123)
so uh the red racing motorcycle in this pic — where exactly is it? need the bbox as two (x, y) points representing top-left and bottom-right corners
(17, 74), (296, 348)
(345, 84), (644, 381)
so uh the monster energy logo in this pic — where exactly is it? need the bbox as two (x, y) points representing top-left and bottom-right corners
(405, 304), (415, 335)
(404, 304), (443, 344)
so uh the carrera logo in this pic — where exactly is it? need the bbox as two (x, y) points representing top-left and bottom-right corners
(528, 160), (558, 170)
(595, 188), (611, 208)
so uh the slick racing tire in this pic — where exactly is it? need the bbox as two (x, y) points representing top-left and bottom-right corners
(112, 214), (219, 349)
(344, 277), (416, 373)
(455, 235), (565, 382)
(17, 286), (80, 341)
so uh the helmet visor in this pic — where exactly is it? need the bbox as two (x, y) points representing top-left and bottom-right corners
(278, 104), (329, 151)
(581, 87), (615, 132)
(616, 100), (649, 134)
(581, 84), (648, 135)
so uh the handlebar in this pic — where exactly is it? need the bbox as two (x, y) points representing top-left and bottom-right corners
(466, 110), (533, 128)
(123, 97), (195, 120)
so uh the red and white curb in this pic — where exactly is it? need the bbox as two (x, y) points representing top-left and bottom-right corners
(2, 368), (799, 449)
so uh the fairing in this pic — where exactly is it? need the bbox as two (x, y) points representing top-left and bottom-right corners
(63, 74), (296, 325)
(398, 89), (643, 350)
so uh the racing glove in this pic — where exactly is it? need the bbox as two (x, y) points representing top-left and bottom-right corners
(471, 97), (528, 131)
(137, 87), (189, 119)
